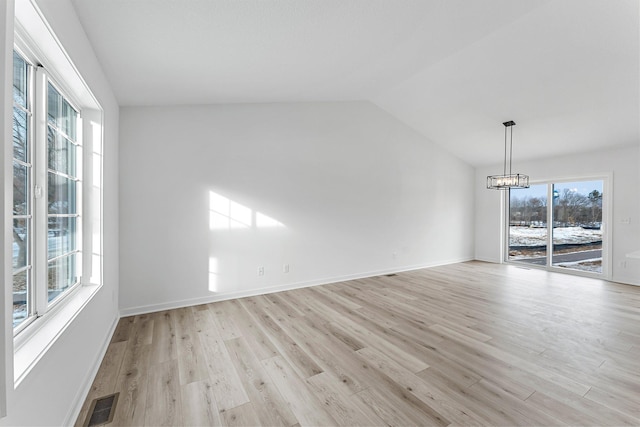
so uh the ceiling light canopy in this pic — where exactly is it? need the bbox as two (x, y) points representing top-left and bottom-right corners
(486, 121), (530, 190)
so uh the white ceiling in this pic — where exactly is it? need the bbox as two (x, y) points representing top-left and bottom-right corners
(71, 0), (639, 166)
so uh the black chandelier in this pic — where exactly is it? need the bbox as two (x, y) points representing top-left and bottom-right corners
(486, 120), (529, 190)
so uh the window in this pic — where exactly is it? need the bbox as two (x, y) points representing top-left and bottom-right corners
(12, 51), (31, 330)
(507, 178), (606, 275)
(46, 83), (81, 303)
(11, 0), (104, 386)
(12, 49), (83, 334)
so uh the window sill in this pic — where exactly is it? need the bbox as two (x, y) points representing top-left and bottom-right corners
(13, 283), (102, 387)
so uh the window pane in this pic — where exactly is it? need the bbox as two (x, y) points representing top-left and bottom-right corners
(552, 181), (603, 273)
(13, 218), (29, 270)
(48, 172), (76, 214)
(46, 84), (81, 309)
(13, 51), (27, 108)
(13, 270), (28, 328)
(48, 129), (77, 176)
(13, 107), (28, 162)
(13, 162), (29, 215)
(61, 99), (77, 141)
(508, 184), (548, 265)
(48, 254), (78, 303)
(48, 217), (76, 260)
(47, 84), (61, 127)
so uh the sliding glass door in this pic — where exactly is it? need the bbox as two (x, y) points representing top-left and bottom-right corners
(508, 184), (548, 265)
(508, 179), (605, 275)
(551, 181), (603, 273)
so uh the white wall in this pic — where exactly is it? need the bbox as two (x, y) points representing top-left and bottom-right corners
(475, 144), (640, 286)
(119, 101), (475, 314)
(0, 0), (120, 425)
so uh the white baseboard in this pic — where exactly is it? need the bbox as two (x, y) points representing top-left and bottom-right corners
(119, 257), (474, 317)
(612, 276), (640, 287)
(64, 312), (119, 426)
(473, 256), (502, 264)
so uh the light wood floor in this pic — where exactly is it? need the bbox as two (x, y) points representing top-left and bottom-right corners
(76, 261), (640, 426)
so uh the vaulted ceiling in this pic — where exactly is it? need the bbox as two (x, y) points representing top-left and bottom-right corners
(71, 0), (639, 166)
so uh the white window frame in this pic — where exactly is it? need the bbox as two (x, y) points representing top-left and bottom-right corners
(37, 68), (84, 311)
(11, 46), (35, 335)
(12, 41), (85, 338)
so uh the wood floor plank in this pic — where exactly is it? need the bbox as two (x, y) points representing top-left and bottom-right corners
(466, 378), (565, 426)
(149, 310), (178, 365)
(130, 313), (155, 346)
(111, 316), (135, 343)
(112, 343), (151, 426)
(208, 301), (242, 341)
(144, 360), (183, 426)
(525, 391), (617, 426)
(261, 356), (338, 426)
(434, 324), (591, 398)
(596, 359), (640, 394)
(113, 373), (149, 426)
(537, 387), (640, 427)
(584, 386), (640, 422)
(263, 292), (307, 318)
(355, 386), (433, 426)
(181, 380), (223, 426)
(76, 261), (640, 427)
(174, 307), (209, 385)
(220, 402), (262, 427)
(311, 284), (363, 310)
(239, 297), (324, 379)
(88, 340), (127, 397)
(225, 338), (298, 427)
(418, 362), (529, 426)
(192, 306), (250, 412)
(274, 312), (371, 395)
(225, 299), (280, 361)
(305, 372), (386, 426)
(355, 304), (400, 328)
(355, 346), (478, 426)
(323, 314), (430, 373)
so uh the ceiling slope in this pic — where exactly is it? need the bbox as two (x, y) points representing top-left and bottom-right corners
(373, 0), (640, 166)
(71, 0), (545, 106)
(71, 0), (639, 166)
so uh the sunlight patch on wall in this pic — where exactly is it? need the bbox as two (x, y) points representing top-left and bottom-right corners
(256, 212), (284, 228)
(209, 257), (218, 292)
(209, 191), (284, 230)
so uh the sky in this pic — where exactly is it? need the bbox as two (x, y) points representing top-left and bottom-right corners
(511, 180), (603, 200)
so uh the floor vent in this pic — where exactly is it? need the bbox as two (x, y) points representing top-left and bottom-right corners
(84, 392), (119, 426)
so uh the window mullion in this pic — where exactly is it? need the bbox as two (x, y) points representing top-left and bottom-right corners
(546, 184), (552, 267)
(33, 66), (48, 316)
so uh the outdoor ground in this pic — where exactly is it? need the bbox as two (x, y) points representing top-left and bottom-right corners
(509, 226), (602, 273)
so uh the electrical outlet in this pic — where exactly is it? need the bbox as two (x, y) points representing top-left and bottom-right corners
(283, 264), (289, 273)
(618, 260), (627, 268)
(258, 266), (264, 276)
